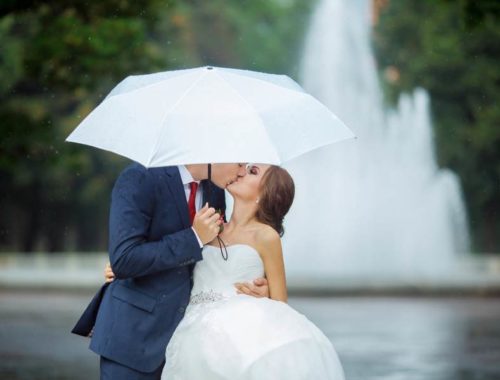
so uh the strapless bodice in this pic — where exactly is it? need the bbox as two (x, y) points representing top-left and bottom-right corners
(189, 244), (265, 302)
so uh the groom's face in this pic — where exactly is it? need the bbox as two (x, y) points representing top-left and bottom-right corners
(211, 163), (247, 189)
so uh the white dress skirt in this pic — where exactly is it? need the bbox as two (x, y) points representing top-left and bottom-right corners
(162, 244), (345, 380)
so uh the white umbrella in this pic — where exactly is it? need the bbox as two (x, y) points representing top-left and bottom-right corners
(66, 66), (355, 166)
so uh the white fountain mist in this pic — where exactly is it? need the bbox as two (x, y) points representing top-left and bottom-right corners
(281, 0), (470, 285)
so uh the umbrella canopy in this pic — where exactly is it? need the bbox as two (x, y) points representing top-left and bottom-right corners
(66, 66), (355, 166)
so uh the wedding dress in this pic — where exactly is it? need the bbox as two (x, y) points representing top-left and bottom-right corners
(162, 244), (345, 380)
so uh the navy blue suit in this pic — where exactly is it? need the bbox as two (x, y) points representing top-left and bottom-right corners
(72, 163), (225, 378)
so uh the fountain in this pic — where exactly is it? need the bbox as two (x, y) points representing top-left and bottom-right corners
(281, 0), (474, 288)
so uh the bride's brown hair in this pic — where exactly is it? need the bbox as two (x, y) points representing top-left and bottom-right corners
(255, 166), (295, 237)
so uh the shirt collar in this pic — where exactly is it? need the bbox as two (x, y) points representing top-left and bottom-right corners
(177, 165), (199, 186)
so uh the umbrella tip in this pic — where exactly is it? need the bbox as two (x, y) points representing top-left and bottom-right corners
(206, 66), (214, 70)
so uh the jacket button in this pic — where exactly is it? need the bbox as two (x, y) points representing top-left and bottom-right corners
(178, 307), (185, 313)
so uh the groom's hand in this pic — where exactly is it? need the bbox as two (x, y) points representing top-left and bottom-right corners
(234, 277), (269, 298)
(192, 203), (222, 244)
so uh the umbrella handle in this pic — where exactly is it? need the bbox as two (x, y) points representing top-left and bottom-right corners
(207, 163), (212, 207)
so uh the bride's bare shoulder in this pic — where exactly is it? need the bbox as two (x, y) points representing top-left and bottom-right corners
(254, 224), (282, 254)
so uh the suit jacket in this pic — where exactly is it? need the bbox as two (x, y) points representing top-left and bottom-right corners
(72, 163), (225, 372)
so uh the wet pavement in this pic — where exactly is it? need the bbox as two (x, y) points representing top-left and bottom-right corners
(0, 290), (499, 380)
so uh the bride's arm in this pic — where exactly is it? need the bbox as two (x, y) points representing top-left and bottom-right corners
(104, 262), (115, 283)
(258, 229), (288, 302)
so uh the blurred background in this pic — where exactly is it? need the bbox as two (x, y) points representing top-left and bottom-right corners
(1, 0), (499, 257)
(0, 0), (499, 379)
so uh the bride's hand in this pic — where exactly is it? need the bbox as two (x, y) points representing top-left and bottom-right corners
(234, 277), (269, 298)
(104, 262), (115, 283)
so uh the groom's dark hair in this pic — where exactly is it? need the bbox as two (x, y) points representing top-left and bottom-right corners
(255, 166), (295, 237)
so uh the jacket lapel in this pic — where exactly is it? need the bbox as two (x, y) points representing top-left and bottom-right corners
(201, 180), (219, 207)
(201, 180), (209, 206)
(163, 166), (190, 228)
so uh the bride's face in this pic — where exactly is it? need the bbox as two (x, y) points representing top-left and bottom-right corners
(226, 163), (271, 201)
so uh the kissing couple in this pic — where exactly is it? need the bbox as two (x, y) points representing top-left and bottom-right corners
(73, 161), (345, 379)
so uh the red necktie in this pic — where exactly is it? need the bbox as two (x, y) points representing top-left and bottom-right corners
(188, 182), (199, 225)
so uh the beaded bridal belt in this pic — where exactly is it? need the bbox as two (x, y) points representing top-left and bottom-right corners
(189, 289), (230, 305)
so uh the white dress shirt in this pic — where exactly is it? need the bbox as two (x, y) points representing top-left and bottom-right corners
(177, 165), (203, 247)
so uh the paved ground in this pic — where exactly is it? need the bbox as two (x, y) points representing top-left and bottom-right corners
(1, 290), (499, 380)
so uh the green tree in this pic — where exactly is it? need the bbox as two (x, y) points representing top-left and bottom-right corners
(0, 0), (178, 252)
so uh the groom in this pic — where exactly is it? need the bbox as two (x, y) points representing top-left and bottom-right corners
(73, 162), (269, 379)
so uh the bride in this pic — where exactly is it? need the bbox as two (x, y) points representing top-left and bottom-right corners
(107, 164), (345, 379)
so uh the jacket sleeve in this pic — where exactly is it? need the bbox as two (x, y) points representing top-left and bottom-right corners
(108, 165), (202, 279)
